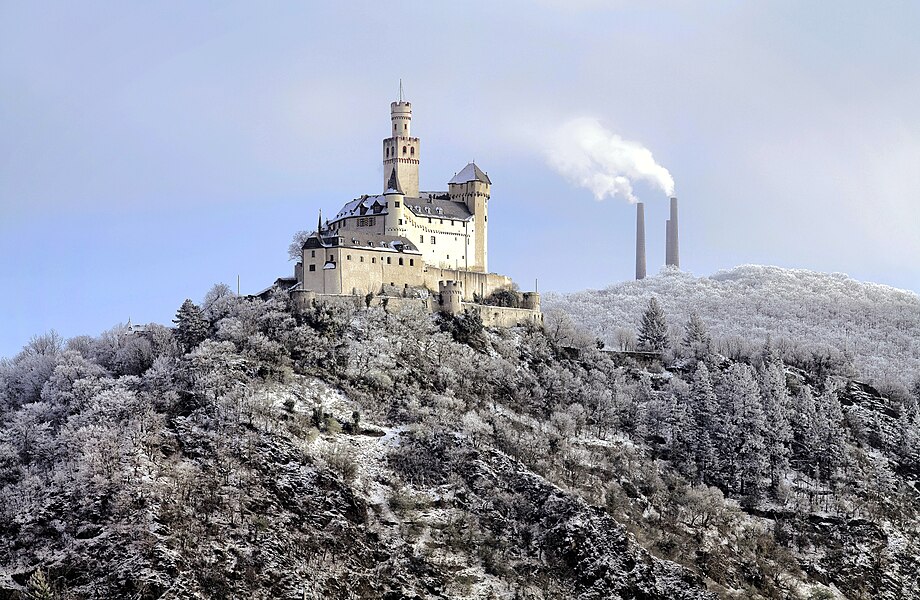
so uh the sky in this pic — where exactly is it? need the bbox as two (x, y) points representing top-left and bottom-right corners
(2, 1), (919, 358)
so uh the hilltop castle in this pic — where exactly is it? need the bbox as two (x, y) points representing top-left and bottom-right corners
(273, 91), (541, 327)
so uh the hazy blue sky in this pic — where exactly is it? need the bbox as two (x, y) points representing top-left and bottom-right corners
(2, 1), (919, 357)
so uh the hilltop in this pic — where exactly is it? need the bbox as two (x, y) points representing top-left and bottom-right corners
(546, 265), (920, 391)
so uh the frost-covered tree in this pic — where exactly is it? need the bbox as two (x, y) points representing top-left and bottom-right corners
(202, 283), (237, 323)
(669, 393), (698, 481)
(288, 230), (311, 261)
(173, 299), (209, 353)
(25, 568), (54, 600)
(637, 297), (669, 352)
(690, 363), (719, 484)
(681, 312), (711, 359)
(721, 363), (768, 501)
(814, 387), (846, 480)
(759, 363), (793, 489)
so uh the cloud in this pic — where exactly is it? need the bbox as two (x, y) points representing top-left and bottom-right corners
(545, 117), (675, 203)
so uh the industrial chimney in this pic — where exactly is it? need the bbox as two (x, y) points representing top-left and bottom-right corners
(665, 196), (680, 268)
(636, 202), (646, 280)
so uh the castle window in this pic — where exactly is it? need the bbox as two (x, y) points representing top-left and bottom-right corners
(394, 201), (400, 207)
(428, 218), (431, 223)
(431, 236), (436, 244)
(410, 147), (414, 155)
(311, 250), (315, 258)
(410, 259), (414, 266)
(420, 235), (424, 243)
(309, 264), (316, 272)
(347, 255), (351, 260)
(440, 219), (443, 225)
(399, 258), (404, 266)
(399, 219), (403, 225)
(360, 256), (364, 262)
(403, 124), (407, 130)
(372, 257), (376, 264)
(387, 257), (391, 264)
(402, 146), (407, 155)
(385, 148), (389, 157)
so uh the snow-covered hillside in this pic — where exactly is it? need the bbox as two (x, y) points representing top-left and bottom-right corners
(546, 265), (920, 387)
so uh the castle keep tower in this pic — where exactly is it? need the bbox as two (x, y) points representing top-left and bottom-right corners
(382, 85), (420, 197)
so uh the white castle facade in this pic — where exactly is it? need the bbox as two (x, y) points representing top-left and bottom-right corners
(276, 92), (541, 327)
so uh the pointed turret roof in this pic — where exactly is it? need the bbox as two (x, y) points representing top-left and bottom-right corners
(385, 169), (403, 194)
(448, 162), (491, 185)
(314, 210), (329, 247)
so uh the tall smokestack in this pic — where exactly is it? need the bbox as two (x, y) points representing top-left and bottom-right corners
(636, 202), (646, 280)
(665, 219), (673, 266)
(669, 196), (679, 268)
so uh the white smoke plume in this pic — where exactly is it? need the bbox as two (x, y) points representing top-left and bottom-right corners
(546, 117), (675, 203)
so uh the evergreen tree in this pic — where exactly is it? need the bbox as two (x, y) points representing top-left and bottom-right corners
(690, 363), (719, 485)
(637, 297), (669, 352)
(759, 363), (793, 490)
(173, 299), (209, 352)
(26, 568), (54, 600)
(681, 312), (711, 359)
(814, 387), (846, 480)
(723, 363), (768, 502)
(668, 392), (698, 481)
(791, 384), (819, 469)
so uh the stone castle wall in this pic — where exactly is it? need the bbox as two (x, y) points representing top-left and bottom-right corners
(290, 290), (541, 328)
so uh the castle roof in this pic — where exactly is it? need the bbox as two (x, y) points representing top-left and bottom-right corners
(335, 195), (387, 219)
(341, 234), (421, 254)
(331, 192), (472, 224)
(406, 194), (472, 221)
(303, 231), (421, 254)
(448, 162), (491, 185)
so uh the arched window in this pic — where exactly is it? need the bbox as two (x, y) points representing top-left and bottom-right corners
(410, 147), (415, 156)
(402, 146), (407, 155)
(385, 147), (389, 157)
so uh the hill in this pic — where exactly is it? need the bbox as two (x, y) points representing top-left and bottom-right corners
(545, 265), (920, 391)
(0, 283), (918, 599)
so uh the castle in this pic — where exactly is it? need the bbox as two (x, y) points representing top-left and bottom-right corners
(272, 90), (541, 327)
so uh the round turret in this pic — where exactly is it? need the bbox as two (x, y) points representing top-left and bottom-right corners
(439, 280), (463, 316)
(390, 101), (412, 137)
(522, 291), (541, 312)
